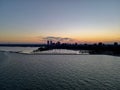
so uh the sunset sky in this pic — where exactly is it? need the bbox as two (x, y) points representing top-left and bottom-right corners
(0, 0), (120, 44)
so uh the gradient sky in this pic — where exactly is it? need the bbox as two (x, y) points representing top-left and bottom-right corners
(0, 0), (120, 43)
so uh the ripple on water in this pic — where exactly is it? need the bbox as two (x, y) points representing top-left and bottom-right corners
(0, 52), (120, 90)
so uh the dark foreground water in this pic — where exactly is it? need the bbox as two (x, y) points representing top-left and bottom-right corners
(0, 51), (120, 90)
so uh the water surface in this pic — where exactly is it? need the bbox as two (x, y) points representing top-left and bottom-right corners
(0, 50), (120, 90)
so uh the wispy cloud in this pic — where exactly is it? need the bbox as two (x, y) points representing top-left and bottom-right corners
(41, 36), (74, 43)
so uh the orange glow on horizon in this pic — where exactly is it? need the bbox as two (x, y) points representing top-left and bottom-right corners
(0, 35), (119, 44)
(0, 28), (120, 44)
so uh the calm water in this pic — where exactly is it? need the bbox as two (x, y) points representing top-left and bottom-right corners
(0, 49), (120, 90)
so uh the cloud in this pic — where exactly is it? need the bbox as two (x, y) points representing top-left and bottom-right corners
(42, 36), (74, 43)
